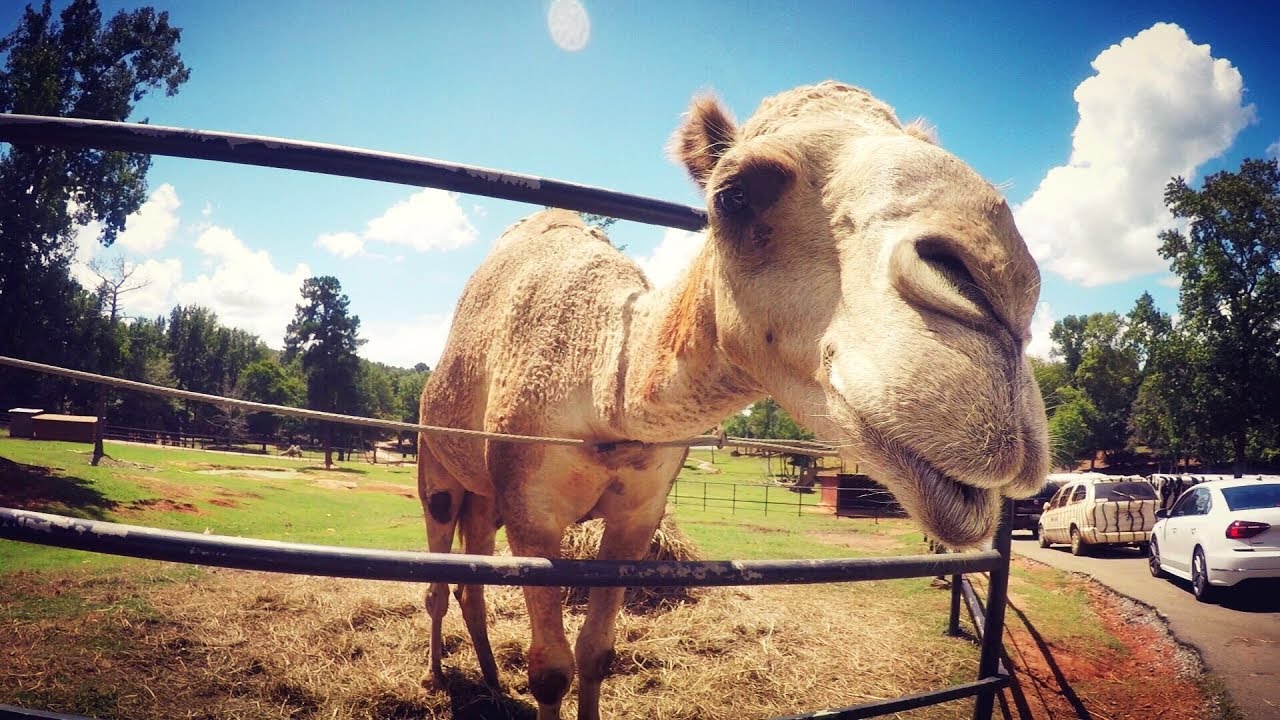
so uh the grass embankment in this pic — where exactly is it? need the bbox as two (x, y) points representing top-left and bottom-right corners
(0, 438), (1218, 719)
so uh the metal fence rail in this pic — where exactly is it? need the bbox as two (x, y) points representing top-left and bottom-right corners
(0, 507), (1003, 587)
(0, 113), (1012, 720)
(0, 114), (707, 231)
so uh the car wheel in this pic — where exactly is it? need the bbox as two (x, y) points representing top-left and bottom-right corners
(1191, 547), (1216, 603)
(1070, 527), (1088, 556)
(1037, 525), (1050, 548)
(1148, 540), (1164, 578)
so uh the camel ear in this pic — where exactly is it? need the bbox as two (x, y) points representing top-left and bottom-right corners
(670, 94), (740, 190)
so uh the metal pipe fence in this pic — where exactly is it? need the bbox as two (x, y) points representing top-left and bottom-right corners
(671, 478), (905, 519)
(0, 113), (1013, 719)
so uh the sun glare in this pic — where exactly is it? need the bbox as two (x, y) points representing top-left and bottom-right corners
(547, 0), (590, 52)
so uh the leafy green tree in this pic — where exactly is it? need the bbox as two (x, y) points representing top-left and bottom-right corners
(0, 0), (188, 404)
(1159, 158), (1280, 474)
(238, 358), (304, 439)
(721, 398), (814, 441)
(1075, 313), (1139, 461)
(1048, 386), (1097, 469)
(1049, 315), (1088, 377)
(1030, 357), (1070, 419)
(1049, 312), (1139, 465)
(284, 276), (364, 469)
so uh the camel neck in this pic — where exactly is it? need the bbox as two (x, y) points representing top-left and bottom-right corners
(614, 248), (763, 441)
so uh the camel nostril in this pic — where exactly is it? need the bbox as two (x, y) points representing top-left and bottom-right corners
(902, 236), (1017, 345)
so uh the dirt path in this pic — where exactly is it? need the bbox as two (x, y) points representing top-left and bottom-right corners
(1012, 534), (1280, 719)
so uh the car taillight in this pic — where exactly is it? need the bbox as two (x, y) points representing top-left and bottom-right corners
(1225, 520), (1270, 540)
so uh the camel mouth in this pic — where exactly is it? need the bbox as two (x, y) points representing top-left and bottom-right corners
(818, 380), (1005, 548)
(901, 449), (1002, 549)
(846, 419), (1002, 549)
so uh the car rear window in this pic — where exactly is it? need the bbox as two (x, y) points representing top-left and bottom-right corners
(1221, 485), (1280, 511)
(1095, 482), (1157, 500)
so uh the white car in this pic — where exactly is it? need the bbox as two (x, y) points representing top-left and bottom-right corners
(1148, 478), (1280, 602)
(1037, 475), (1159, 555)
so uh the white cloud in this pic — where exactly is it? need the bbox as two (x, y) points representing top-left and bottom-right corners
(124, 258), (184, 319)
(361, 313), (455, 369)
(1026, 302), (1055, 360)
(1157, 274), (1182, 289)
(177, 225), (312, 344)
(315, 188), (477, 258)
(316, 231), (365, 259)
(1268, 140), (1280, 160)
(69, 219), (104, 289)
(631, 228), (706, 289)
(1015, 23), (1255, 287)
(115, 183), (179, 254)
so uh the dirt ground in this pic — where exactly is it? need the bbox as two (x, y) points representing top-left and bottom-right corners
(992, 559), (1226, 720)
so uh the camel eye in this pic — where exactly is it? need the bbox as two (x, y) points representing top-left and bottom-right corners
(715, 184), (748, 216)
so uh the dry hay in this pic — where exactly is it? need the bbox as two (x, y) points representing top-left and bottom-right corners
(560, 514), (702, 613)
(0, 562), (975, 720)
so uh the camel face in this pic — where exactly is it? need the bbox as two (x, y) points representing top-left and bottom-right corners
(675, 83), (1049, 547)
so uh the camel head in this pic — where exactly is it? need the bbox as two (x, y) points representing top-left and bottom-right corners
(672, 82), (1049, 548)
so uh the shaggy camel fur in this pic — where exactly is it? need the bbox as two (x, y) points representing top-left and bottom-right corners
(417, 81), (1049, 719)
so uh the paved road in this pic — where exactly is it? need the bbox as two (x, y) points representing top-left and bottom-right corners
(1010, 534), (1280, 720)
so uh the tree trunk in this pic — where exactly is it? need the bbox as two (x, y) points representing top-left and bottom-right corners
(323, 423), (333, 470)
(1232, 430), (1247, 478)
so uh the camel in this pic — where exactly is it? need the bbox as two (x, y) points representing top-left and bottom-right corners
(416, 80), (1049, 719)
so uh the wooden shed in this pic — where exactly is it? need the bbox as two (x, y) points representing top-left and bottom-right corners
(32, 414), (98, 444)
(819, 473), (905, 517)
(8, 408), (45, 438)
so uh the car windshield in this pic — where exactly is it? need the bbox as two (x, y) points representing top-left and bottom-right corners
(1095, 482), (1157, 501)
(1221, 484), (1280, 511)
(1035, 483), (1063, 500)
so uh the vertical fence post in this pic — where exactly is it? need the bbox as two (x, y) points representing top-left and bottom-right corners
(702, 481), (707, 512)
(972, 499), (1013, 720)
(732, 484), (736, 515)
(947, 573), (962, 636)
(764, 484), (769, 516)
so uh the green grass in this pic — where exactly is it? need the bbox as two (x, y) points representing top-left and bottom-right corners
(0, 437), (426, 573)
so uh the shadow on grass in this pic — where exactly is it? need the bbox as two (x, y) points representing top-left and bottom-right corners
(1005, 598), (1093, 719)
(437, 668), (537, 720)
(0, 456), (117, 520)
(303, 465), (372, 475)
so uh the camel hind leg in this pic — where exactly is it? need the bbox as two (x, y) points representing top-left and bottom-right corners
(418, 448), (465, 688)
(455, 491), (501, 689)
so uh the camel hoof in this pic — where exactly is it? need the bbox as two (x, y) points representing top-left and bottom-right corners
(421, 669), (449, 692)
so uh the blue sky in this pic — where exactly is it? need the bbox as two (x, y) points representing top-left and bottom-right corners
(9, 1), (1278, 368)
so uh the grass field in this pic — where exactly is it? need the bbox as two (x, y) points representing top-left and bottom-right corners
(0, 438), (1222, 719)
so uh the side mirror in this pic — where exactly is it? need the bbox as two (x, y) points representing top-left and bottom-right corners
(1154, 508), (1168, 520)
(1042, 502), (1051, 512)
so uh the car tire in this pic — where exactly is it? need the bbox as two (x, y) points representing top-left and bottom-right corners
(1070, 527), (1088, 556)
(1148, 540), (1164, 578)
(1038, 525), (1050, 548)
(1191, 547), (1216, 603)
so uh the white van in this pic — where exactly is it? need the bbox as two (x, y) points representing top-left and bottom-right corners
(1038, 474), (1160, 555)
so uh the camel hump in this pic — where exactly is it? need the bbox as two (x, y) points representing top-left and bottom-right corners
(493, 209), (611, 251)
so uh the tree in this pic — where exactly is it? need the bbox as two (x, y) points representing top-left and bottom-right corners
(721, 398), (814, 441)
(1047, 386), (1096, 469)
(1049, 315), (1088, 377)
(1159, 158), (1280, 474)
(238, 358), (304, 440)
(86, 257), (150, 463)
(0, 0), (188, 405)
(1049, 312), (1139, 465)
(284, 276), (364, 469)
